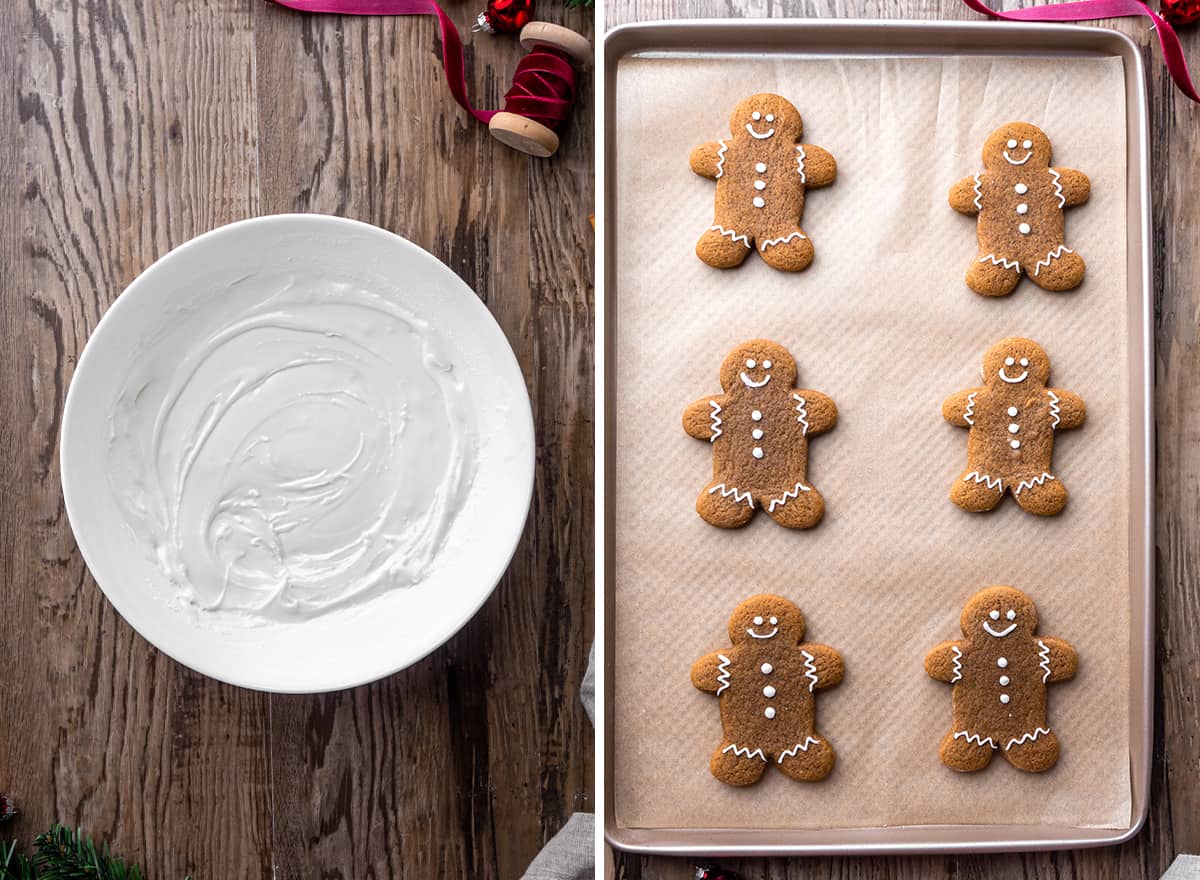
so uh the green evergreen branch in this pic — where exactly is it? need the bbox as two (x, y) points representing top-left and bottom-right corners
(1, 827), (184, 880)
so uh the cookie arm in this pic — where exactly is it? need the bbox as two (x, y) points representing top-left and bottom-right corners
(925, 640), (965, 682)
(949, 175), (982, 215)
(683, 396), (723, 441)
(690, 650), (727, 693)
(1039, 636), (1078, 683)
(1052, 167), (1091, 207)
(690, 141), (725, 179)
(795, 390), (837, 436)
(1049, 388), (1086, 430)
(799, 144), (837, 188)
(801, 644), (844, 689)
(942, 388), (983, 428)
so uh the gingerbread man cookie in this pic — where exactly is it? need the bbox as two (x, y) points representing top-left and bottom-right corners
(949, 122), (1090, 296)
(692, 595), (844, 785)
(683, 340), (837, 529)
(943, 337), (1085, 516)
(926, 586), (1077, 773)
(690, 94), (836, 272)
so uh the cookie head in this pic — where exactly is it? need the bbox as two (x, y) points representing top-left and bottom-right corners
(728, 594), (805, 645)
(730, 94), (802, 143)
(961, 586), (1039, 641)
(981, 337), (1050, 388)
(719, 339), (797, 393)
(982, 122), (1052, 170)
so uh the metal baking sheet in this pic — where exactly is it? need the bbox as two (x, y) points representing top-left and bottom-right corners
(600, 19), (1152, 855)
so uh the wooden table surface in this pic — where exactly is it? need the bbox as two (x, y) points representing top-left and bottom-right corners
(605, 2), (1200, 879)
(0, 1), (594, 877)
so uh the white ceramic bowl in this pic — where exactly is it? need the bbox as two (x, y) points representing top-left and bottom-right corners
(61, 214), (534, 692)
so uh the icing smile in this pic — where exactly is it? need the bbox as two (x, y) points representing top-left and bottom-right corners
(1003, 150), (1031, 165)
(998, 367), (1028, 384)
(740, 371), (771, 388)
(983, 621), (1018, 638)
(746, 123), (775, 140)
(746, 626), (778, 640)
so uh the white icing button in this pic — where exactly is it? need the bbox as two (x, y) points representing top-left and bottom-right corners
(763, 685), (776, 698)
(752, 196), (765, 208)
(764, 707), (777, 720)
(1008, 423), (1020, 434)
(752, 428), (764, 440)
(1015, 183), (1028, 194)
(1018, 222), (1031, 235)
(751, 410), (763, 421)
(997, 657), (1008, 668)
(1000, 694), (1011, 705)
(761, 663), (773, 674)
(752, 447), (764, 459)
(1010, 440), (1021, 449)
(1007, 406), (1018, 417)
(999, 675), (1010, 686)
(1017, 203), (1029, 215)
(754, 180), (766, 191)
(755, 162), (767, 173)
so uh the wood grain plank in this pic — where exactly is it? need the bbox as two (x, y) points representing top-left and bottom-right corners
(252, 3), (594, 878)
(1, 0), (272, 877)
(605, 0), (1200, 877)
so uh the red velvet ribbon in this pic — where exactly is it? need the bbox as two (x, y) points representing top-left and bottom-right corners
(962, 0), (1200, 103)
(269, 0), (577, 129)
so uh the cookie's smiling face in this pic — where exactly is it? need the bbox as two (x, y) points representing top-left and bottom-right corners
(961, 586), (1039, 641)
(982, 337), (1051, 389)
(982, 122), (1052, 170)
(720, 339), (797, 394)
(730, 94), (802, 144)
(728, 594), (806, 645)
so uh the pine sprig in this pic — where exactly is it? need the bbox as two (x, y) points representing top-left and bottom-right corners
(1, 827), (178, 880)
(32, 826), (145, 880)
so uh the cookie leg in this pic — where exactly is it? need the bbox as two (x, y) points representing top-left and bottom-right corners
(775, 733), (836, 782)
(1013, 474), (1068, 516)
(966, 254), (1022, 297)
(1029, 247), (1085, 292)
(697, 481), (756, 528)
(696, 225), (753, 269)
(757, 228), (814, 272)
(710, 741), (768, 786)
(763, 481), (824, 530)
(1003, 730), (1060, 772)
(950, 469), (1005, 513)
(939, 730), (995, 772)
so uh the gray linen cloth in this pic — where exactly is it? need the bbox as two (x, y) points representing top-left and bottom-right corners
(520, 645), (595, 880)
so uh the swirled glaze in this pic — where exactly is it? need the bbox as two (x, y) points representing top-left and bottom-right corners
(106, 272), (478, 625)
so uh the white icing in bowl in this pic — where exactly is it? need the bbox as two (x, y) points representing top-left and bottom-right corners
(61, 215), (533, 692)
(106, 274), (478, 624)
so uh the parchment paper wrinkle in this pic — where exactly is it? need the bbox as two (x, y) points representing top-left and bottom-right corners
(613, 54), (1131, 831)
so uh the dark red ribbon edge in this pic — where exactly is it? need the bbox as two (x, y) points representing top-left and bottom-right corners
(962, 0), (1200, 103)
(268, 0), (498, 122)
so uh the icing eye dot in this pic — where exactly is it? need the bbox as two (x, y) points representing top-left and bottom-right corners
(1006, 609), (1017, 620)
(1022, 139), (1033, 149)
(753, 616), (764, 626)
(1005, 357), (1015, 366)
(989, 610), (1000, 620)
(1020, 357), (1029, 367)
(746, 358), (756, 368)
(763, 359), (772, 369)
(766, 114), (775, 122)
(769, 616), (778, 625)
(1007, 138), (1018, 149)
(752, 111), (762, 121)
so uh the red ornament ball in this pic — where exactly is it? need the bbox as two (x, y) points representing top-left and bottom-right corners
(1162, 0), (1200, 25)
(695, 867), (742, 880)
(476, 0), (534, 33)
